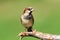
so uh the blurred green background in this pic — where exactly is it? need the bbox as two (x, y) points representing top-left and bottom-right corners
(0, 0), (60, 40)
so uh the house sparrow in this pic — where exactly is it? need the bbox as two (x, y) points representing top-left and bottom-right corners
(20, 7), (34, 32)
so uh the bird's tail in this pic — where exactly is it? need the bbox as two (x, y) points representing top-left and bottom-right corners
(27, 27), (32, 32)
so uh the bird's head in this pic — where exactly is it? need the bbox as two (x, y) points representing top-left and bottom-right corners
(23, 7), (34, 14)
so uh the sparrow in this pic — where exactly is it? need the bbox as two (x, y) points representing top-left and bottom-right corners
(20, 7), (34, 32)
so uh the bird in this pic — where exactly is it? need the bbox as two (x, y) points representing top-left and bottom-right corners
(20, 7), (34, 32)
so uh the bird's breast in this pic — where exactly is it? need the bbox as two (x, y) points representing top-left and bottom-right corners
(21, 15), (33, 27)
(21, 15), (29, 23)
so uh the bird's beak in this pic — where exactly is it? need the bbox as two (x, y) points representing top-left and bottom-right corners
(31, 9), (34, 11)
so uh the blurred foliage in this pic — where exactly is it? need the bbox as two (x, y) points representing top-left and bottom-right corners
(0, 0), (60, 40)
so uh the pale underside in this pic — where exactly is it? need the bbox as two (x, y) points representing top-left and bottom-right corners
(21, 14), (33, 28)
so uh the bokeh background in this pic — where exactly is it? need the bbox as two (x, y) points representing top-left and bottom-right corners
(0, 0), (60, 40)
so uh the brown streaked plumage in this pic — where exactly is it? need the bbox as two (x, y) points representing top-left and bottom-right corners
(20, 7), (34, 32)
